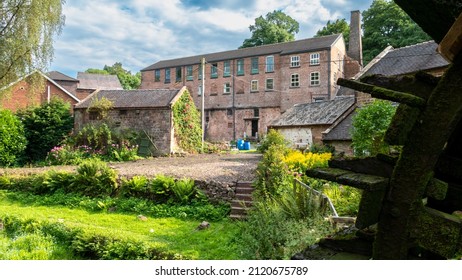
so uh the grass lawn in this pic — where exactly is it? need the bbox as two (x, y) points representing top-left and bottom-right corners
(0, 191), (242, 260)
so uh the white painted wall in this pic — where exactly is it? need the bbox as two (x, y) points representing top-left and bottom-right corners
(277, 127), (313, 149)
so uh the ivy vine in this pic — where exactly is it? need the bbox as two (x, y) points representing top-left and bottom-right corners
(172, 90), (202, 153)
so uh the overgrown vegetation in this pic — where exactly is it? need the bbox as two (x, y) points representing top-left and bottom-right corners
(0, 110), (27, 167)
(172, 90), (202, 153)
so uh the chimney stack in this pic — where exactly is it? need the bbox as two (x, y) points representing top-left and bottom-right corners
(348, 10), (363, 66)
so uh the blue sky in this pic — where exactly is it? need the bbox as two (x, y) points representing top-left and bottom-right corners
(50, 0), (373, 77)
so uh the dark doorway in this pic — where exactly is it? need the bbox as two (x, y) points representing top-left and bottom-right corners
(251, 119), (258, 137)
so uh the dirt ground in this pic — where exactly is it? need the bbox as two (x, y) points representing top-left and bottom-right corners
(0, 152), (262, 183)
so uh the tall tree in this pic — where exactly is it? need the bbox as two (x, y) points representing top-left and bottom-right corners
(362, 0), (431, 63)
(239, 10), (299, 49)
(314, 19), (350, 48)
(85, 62), (141, 90)
(0, 0), (65, 95)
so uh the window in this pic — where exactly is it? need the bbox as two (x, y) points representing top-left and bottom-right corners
(223, 61), (231, 77)
(186, 66), (193, 81)
(198, 64), (202, 80)
(291, 73), (300, 87)
(198, 85), (202, 96)
(228, 122), (233, 128)
(89, 111), (99, 120)
(254, 108), (259, 117)
(266, 56), (274, 72)
(176, 67), (182, 82)
(266, 78), (274, 90)
(165, 69), (171, 83)
(310, 72), (320, 86)
(251, 80), (258, 92)
(313, 97), (325, 102)
(310, 53), (320, 65)
(119, 110), (127, 116)
(223, 82), (231, 94)
(251, 57), (259, 74)
(227, 108), (233, 116)
(154, 70), (160, 82)
(237, 59), (244, 75)
(291, 56), (300, 67)
(211, 63), (218, 78)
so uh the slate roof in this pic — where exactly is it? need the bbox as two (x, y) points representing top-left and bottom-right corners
(142, 34), (342, 71)
(76, 72), (123, 90)
(47, 71), (79, 82)
(270, 96), (355, 127)
(363, 41), (449, 76)
(75, 88), (183, 109)
(323, 110), (357, 141)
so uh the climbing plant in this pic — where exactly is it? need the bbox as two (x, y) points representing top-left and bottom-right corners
(87, 96), (113, 120)
(172, 90), (202, 153)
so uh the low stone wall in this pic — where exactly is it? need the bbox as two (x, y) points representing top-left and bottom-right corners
(195, 180), (236, 203)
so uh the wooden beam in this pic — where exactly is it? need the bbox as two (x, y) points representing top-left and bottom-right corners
(438, 11), (462, 62)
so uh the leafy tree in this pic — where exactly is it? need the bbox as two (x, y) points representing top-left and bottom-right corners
(239, 10), (299, 49)
(0, 109), (27, 166)
(314, 19), (350, 48)
(18, 98), (74, 162)
(362, 0), (431, 63)
(351, 100), (396, 157)
(85, 62), (141, 90)
(0, 0), (65, 96)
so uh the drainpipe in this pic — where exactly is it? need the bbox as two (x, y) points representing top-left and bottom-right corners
(327, 49), (332, 100)
(47, 85), (51, 103)
(232, 59), (236, 141)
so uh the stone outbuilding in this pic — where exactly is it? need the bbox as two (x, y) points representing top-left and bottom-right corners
(73, 86), (190, 155)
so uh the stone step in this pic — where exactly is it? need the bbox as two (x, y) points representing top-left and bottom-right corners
(235, 193), (253, 201)
(230, 206), (248, 215)
(236, 182), (253, 188)
(235, 187), (254, 195)
(231, 199), (253, 208)
(229, 214), (246, 220)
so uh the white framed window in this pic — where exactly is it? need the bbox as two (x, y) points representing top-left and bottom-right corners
(266, 56), (274, 72)
(223, 61), (231, 77)
(310, 72), (320, 86)
(291, 73), (300, 87)
(290, 56), (300, 67)
(310, 53), (320, 65)
(223, 82), (231, 94)
(251, 80), (258, 92)
(266, 78), (274, 90)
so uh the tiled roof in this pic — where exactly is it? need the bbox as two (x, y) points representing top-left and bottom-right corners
(47, 71), (79, 82)
(76, 72), (123, 90)
(270, 96), (355, 127)
(363, 41), (449, 76)
(323, 110), (357, 141)
(75, 88), (183, 109)
(142, 34), (342, 71)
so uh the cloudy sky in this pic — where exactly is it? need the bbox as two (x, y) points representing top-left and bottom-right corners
(50, 0), (373, 77)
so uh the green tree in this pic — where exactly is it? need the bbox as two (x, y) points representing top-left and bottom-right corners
(351, 100), (396, 157)
(85, 62), (141, 90)
(0, 109), (27, 166)
(362, 0), (431, 63)
(18, 97), (74, 162)
(239, 10), (299, 49)
(0, 0), (65, 95)
(314, 19), (350, 48)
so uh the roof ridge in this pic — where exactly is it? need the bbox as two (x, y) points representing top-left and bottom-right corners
(391, 40), (435, 51)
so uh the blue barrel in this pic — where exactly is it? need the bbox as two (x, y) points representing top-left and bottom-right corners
(237, 139), (244, 150)
(244, 141), (251, 150)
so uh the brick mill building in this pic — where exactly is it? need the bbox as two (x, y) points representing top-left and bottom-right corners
(140, 11), (363, 142)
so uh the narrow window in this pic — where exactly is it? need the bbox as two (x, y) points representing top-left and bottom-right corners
(165, 69), (171, 83)
(310, 72), (320, 86)
(227, 108), (233, 116)
(290, 56), (300, 67)
(291, 73), (300, 87)
(154, 70), (160, 82)
(266, 56), (274, 72)
(254, 108), (259, 117)
(310, 53), (320, 65)
(176, 67), (182, 82)
(186, 66), (193, 81)
(250, 80), (258, 92)
(198, 64), (202, 80)
(223, 82), (231, 94)
(266, 78), (274, 90)
(237, 59), (244, 76)
(211, 63), (218, 78)
(223, 61), (231, 77)
(251, 57), (259, 74)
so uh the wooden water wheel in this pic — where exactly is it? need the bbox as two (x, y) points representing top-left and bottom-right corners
(307, 2), (462, 259)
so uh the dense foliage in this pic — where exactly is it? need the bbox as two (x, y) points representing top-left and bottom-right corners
(257, 129), (289, 153)
(85, 62), (141, 90)
(0, 110), (27, 166)
(351, 100), (397, 156)
(17, 98), (74, 163)
(239, 10), (299, 48)
(315, 18), (350, 47)
(172, 90), (202, 153)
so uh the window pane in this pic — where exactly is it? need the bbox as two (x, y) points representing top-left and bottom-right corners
(291, 74), (300, 87)
(165, 69), (171, 83)
(237, 59), (244, 75)
(266, 78), (274, 90)
(310, 72), (320, 86)
(291, 56), (300, 67)
(251, 57), (259, 74)
(310, 53), (320, 65)
(176, 67), (182, 82)
(266, 56), (274, 72)
(186, 66), (193, 81)
(224, 61), (230, 77)
(223, 82), (231, 93)
(211, 63), (218, 78)
(251, 80), (258, 92)
(155, 70), (160, 82)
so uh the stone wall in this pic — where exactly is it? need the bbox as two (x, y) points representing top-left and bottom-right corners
(194, 180), (236, 203)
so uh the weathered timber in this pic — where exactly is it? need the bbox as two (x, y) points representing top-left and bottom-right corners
(356, 189), (386, 230)
(329, 157), (394, 178)
(426, 178), (448, 201)
(384, 104), (421, 145)
(410, 206), (462, 259)
(305, 168), (350, 182)
(374, 52), (462, 259)
(361, 74), (436, 100)
(306, 168), (388, 191)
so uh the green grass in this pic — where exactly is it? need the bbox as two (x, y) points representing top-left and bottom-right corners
(0, 191), (241, 260)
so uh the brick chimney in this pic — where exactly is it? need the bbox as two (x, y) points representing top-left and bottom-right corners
(348, 10), (363, 66)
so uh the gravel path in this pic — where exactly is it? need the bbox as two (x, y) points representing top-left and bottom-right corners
(0, 152), (262, 183)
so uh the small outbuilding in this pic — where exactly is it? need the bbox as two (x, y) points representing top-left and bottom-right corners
(74, 86), (193, 156)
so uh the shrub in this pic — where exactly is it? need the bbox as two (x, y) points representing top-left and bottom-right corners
(172, 90), (202, 153)
(73, 123), (112, 152)
(71, 159), (118, 197)
(171, 178), (196, 204)
(283, 150), (331, 174)
(17, 98), (74, 163)
(257, 129), (289, 153)
(0, 109), (27, 166)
